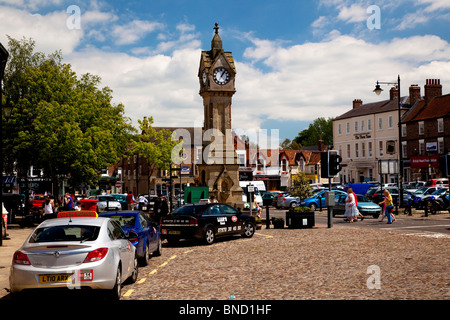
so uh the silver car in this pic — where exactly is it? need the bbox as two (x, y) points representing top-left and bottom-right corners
(9, 213), (138, 300)
(90, 195), (122, 212)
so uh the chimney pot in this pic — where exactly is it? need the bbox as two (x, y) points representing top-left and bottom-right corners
(353, 99), (363, 108)
(424, 79), (442, 105)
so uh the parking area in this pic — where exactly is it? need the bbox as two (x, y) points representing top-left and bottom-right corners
(1, 213), (449, 301)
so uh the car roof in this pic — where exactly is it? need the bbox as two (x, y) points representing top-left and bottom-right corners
(100, 210), (139, 216)
(37, 217), (109, 228)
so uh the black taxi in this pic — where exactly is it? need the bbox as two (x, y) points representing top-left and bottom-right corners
(160, 203), (256, 245)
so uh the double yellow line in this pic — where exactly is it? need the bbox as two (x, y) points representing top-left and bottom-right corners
(122, 252), (190, 297)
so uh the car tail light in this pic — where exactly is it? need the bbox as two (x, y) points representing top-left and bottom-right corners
(13, 251), (31, 265)
(282, 197), (286, 201)
(83, 248), (108, 263)
(189, 218), (198, 226)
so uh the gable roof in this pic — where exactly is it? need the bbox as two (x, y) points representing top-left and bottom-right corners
(403, 94), (450, 122)
(334, 97), (409, 121)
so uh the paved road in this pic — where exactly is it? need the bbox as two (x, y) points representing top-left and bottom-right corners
(1, 208), (449, 303)
(265, 207), (450, 236)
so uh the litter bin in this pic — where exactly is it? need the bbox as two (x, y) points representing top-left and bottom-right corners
(286, 210), (315, 229)
(80, 199), (98, 212)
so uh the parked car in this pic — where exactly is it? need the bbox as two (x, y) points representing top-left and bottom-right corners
(369, 187), (413, 206)
(9, 211), (138, 299)
(160, 203), (255, 245)
(404, 181), (425, 193)
(300, 190), (347, 211)
(110, 193), (128, 210)
(30, 194), (47, 214)
(100, 211), (162, 266)
(334, 194), (382, 218)
(410, 187), (446, 209)
(425, 178), (449, 188)
(89, 195), (122, 212)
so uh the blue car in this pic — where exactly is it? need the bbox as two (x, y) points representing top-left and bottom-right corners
(301, 190), (347, 211)
(100, 211), (162, 266)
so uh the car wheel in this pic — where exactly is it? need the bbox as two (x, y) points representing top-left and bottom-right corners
(139, 242), (149, 266)
(203, 226), (215, 245)
(290, 202), (297, 208)
(309, 203), (317, 211)
(242, 221), (255, 238)
(109, 266), (122, 301)
(153, 237), (162, 257)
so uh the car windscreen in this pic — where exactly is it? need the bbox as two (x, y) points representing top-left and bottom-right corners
(29, 225), (101, 243)
(98, 196), (115, 201)
(106, 215), (136, 227)
(171, 205), (207, 217)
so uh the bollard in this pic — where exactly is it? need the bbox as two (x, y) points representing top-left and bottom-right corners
(266, 205), (270, 229)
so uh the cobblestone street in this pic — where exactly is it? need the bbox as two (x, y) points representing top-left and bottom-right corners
(121, 223), (449, 300)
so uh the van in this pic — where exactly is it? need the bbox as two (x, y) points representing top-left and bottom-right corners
(239, 181), (266, 209)
(425, 178), (449, 187)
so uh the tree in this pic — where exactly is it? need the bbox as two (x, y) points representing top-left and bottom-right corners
(294, 117), (333, 147)
(129, 116), (182, 194)
(2, 36), (135, 200)
(280, 138), (302, 150)
(289, 172), (313, 202)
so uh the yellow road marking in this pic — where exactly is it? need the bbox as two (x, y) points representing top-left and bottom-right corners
(168, 255), (177, 260)
(137, 278), (146, 284)
(255, 232), (273, 238)
(149, 269), (158, 275)
(158, 261), (168, 268)
(123, 289), (134, 297)
(184, 249), (194, 254)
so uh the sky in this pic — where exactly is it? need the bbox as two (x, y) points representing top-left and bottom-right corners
(1, 0), (450, 144)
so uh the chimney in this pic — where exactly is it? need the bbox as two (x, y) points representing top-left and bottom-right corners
(352, 99), (363, 108)
(389, 86), (399, 100)
(318, 138), (324, 152)
(424, 79), (442, 105)
(409, 84), (421, 106)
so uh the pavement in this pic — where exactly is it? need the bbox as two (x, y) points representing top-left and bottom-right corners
(1, 209), (449, 301)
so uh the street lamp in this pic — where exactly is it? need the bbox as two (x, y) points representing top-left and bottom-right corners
(373, 75), (404, 210)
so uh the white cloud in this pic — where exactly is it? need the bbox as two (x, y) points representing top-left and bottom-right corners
(0, 6), (82, 55)
(112, 20), (164, 45)
(338, 3), (368, 23)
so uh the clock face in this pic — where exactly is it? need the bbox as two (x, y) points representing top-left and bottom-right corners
(213, 67), (230, 85)
(202, 69), (207, 85)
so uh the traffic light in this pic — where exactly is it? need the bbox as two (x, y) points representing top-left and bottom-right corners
(329, 150), (342, 177)
(321, 150), (342, 178)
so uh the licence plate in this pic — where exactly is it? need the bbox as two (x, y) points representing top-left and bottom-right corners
(168, 230), (181, 235)
(39, 274), (72, 283)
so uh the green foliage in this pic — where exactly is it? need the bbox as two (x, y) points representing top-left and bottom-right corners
(289, 172), (313, 201)
(130, 116), (181, 172)
(2, 36), (135, 190)
(289, 206), (313, 213)
(294, 117), (333, 147)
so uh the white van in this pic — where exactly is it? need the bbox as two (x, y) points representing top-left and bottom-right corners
(239, 181), (266, 209)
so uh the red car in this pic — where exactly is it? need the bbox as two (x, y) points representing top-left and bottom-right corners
(31, 194), (47, 212)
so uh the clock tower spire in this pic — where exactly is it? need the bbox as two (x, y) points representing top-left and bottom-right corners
(197, 23), (243, 208)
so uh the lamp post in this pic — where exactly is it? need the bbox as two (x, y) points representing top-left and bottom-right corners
(373, 75), (404, 210)
(1, 42), (9, 246)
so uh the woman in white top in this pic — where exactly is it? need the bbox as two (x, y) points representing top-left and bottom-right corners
(344, 188), (357, 223)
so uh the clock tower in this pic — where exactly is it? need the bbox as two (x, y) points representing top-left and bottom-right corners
(197, 23), (243, 208)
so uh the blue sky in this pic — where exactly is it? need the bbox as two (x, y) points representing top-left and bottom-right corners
(1, 0), (450, 143)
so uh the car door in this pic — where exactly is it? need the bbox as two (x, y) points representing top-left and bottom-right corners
(139, 212), (155, 251)
(220, 204), (243, 235)
(108, 220), (133, 279)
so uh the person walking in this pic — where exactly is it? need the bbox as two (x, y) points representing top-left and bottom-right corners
(43, 195), (55, 219)
(126, 191), (135, 210)
(379, 189), (395, 224)
(63, 193), (73, 211)
(352, 190), (365, 221)
(344, 188), (358, 222)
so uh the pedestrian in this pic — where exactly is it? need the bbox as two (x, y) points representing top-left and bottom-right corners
(344, 188), (357, 222)
(137, 194), (148, 210)
(160, 196), (169, 216)
(126, 191), (135, 210)
(254, 198), (262, 218)
(379, 189), (395, 224)
(63, 192), (73, 211)
(44, 195), (55, 219)
(352, 190), (364, 221)
(209, 195), (218, 203)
